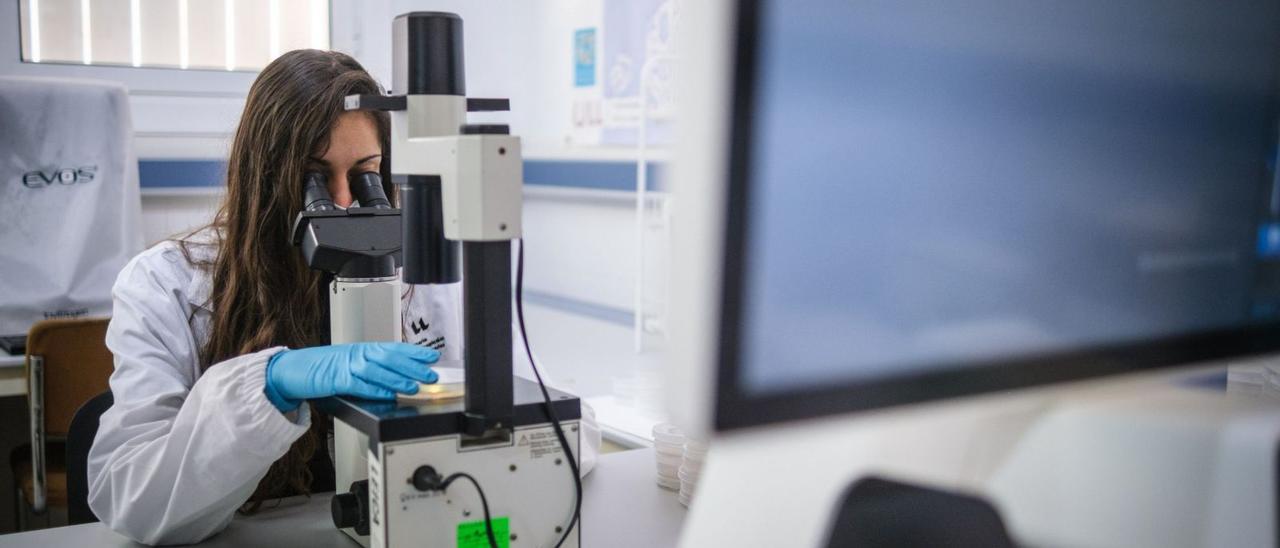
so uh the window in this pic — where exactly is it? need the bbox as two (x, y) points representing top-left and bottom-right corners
(18, 0), (329, 71)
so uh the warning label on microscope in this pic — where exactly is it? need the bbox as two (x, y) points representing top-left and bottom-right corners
(518, 431), (562, 459)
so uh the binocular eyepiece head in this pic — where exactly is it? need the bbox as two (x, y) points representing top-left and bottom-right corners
(302, 171), (391, 211)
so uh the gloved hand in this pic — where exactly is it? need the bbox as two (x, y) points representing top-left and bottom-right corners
(263, 342), (440, 412)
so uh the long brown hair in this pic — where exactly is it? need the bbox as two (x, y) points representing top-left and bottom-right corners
(181, 50), (393, 506)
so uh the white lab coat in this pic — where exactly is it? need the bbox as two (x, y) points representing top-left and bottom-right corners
(87, 235), (600, 545)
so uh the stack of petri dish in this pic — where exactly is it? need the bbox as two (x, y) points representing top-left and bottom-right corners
(679, 438), (709, 507)
(653, 423), (685, 491)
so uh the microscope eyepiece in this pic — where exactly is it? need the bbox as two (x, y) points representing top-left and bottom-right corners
(302, 171), (335, 212)
(351, 172), (392, 209)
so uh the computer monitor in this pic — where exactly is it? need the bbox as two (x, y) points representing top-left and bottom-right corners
(669, 2), (1280, 545)
(704, 0), (1280, 431)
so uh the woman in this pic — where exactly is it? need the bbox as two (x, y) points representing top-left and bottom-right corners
(87, 50), (599, 545)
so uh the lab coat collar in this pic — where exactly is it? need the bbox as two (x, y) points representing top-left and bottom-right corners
(180, 230), (219, 312)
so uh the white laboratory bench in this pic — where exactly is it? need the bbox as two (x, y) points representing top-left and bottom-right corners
(0, 448), (686, 547)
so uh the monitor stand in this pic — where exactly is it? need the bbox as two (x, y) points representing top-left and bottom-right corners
(679, 362), (1280, 547)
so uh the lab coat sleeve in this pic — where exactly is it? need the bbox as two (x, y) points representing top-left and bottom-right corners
(512, 325), (601, 477)
(87, 253), (311, 545)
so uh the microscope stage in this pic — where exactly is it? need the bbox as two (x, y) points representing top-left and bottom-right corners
(320, 376), (582, 443)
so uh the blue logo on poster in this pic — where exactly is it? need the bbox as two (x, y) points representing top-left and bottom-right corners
(1258, 223), (1280, 257)
(575, 28), (596, 87)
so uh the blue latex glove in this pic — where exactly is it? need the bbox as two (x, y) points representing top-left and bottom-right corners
(263, 342), (440, 412)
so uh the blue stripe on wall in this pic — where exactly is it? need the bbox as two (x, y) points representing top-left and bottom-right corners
(138, 159), (666, 191)
(139, 160), (227, 188)
(523, 160), (667, 191)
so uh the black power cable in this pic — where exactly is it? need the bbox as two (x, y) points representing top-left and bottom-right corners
(515, 238), (583, 548)
(415, 466), (499, 548)
(439, 472), (499, 548)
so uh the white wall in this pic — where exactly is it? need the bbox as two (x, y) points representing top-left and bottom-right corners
(139, 192), (222, 244)
(526, 187), (671, 323)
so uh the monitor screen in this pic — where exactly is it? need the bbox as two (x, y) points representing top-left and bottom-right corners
(718, 0), (1280, 428)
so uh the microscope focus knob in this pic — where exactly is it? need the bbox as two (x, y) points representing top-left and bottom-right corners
(332, 480), (370, 536)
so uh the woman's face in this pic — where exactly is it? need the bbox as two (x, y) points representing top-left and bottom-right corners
(309, 112), (382, 208)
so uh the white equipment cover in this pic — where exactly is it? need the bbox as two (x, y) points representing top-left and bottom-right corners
(0, 76), (142, 335)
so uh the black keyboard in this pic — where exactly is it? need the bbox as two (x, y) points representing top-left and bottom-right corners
(0, 334), (26, 355)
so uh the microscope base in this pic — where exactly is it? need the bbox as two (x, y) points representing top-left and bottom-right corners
(322, 377), (583, 548)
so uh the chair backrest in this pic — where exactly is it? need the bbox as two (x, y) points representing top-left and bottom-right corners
(66, 390), (113, 525)
(27, 317), (114, 437)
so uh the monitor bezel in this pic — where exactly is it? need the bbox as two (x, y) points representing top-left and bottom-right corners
(714, 0), (1280, 432)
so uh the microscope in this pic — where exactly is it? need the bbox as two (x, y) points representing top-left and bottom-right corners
(292, 12), (582, 548)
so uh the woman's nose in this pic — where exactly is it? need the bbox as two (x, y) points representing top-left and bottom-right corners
(329, 172), (354, 208)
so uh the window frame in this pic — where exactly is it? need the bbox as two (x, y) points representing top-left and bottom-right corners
(4, 2), (260, 96)
(2, 1), (350, 159)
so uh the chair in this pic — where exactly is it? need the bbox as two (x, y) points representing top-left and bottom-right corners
(66, 391), (113, 525)
(11, 318), (113, 529)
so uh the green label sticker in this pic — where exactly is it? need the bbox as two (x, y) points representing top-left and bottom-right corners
(457, 517), (510, 548)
